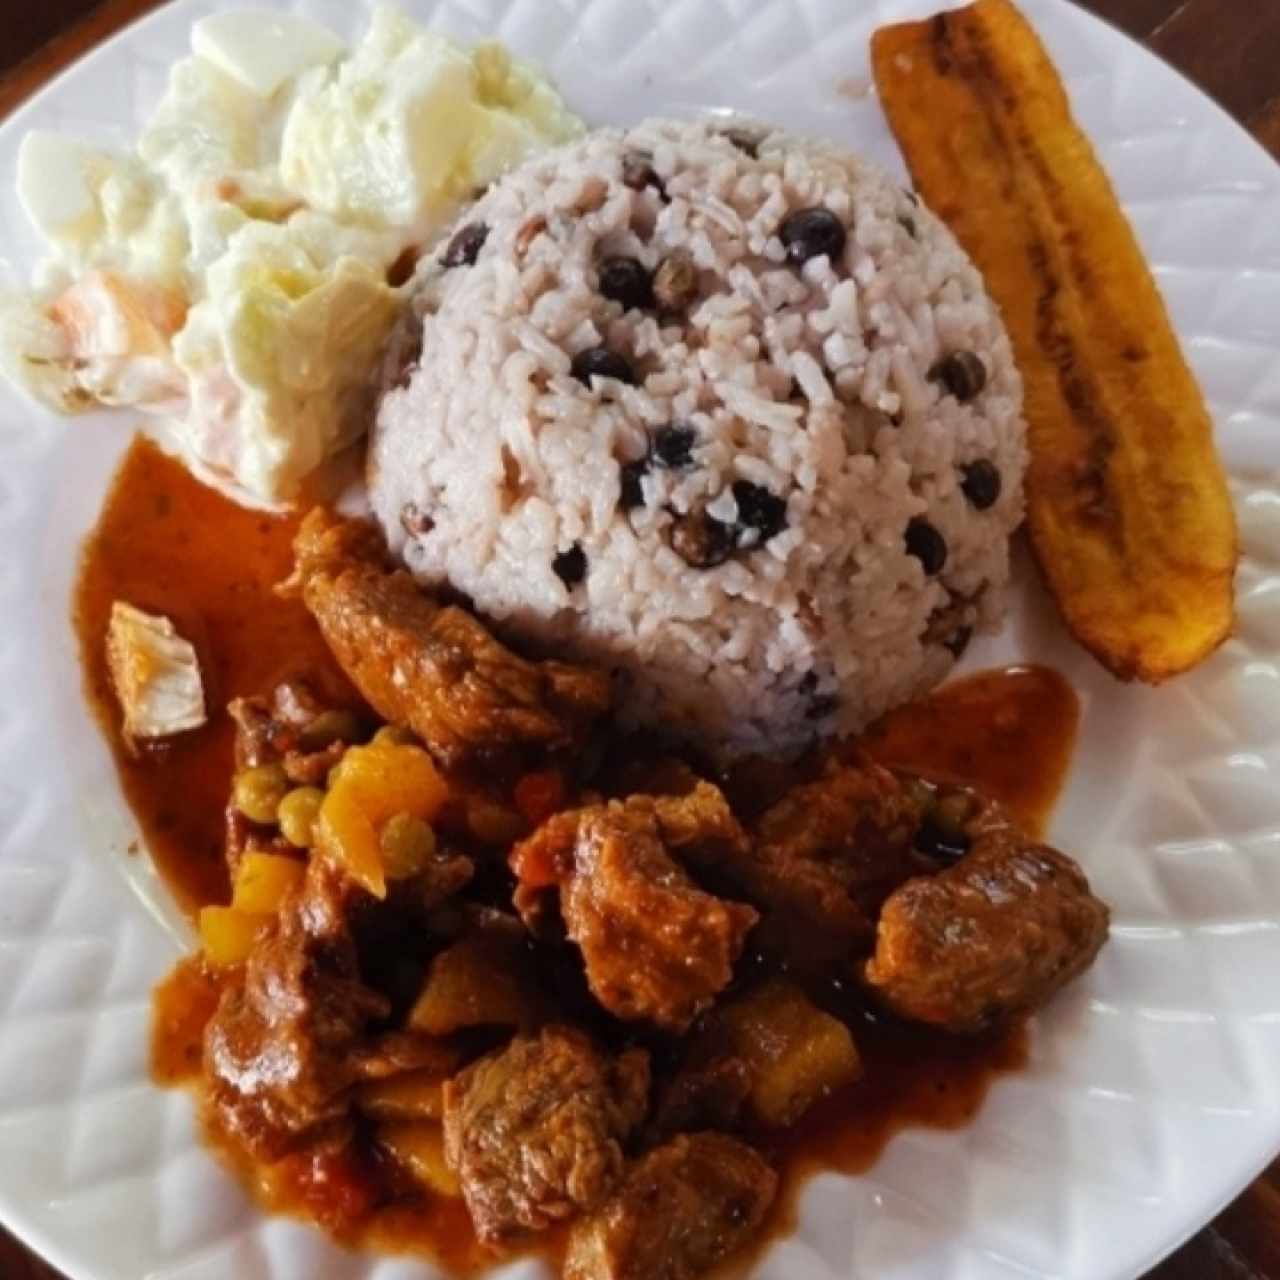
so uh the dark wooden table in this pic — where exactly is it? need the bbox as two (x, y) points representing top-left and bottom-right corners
(1, 0), (1278, 1276)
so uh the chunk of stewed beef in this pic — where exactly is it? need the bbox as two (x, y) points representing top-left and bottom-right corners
(510, 786), (757, 1033)
(442, 1026), (650, 1244)
(291, 509), (610, 767)
(564, 1132), (777, 1280)
(864, 819), (1110, 1033)
(675, 757), (930, 974)
(203, 859), (389, 1159)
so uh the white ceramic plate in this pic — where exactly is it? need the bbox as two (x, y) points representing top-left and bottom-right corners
(2, 1), (1279, 1277)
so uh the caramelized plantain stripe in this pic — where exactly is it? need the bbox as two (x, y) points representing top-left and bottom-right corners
(872, 0), (1236, 682)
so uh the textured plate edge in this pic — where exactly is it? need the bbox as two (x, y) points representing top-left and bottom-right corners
(0, 2), (1276, 1278)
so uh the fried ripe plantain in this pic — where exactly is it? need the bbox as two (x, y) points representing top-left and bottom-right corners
(872, 0), (1236, 682)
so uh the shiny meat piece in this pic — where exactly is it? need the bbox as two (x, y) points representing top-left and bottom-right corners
(204, 859), (389, 1158)
(690, 839), (871, 975)
(513, 782), (748, 885)
(271, 678), (330, 727)
(205, 858), (468, 1158)
(227, 680), (353, 772)
(680, 758), (931, 973)
(753, 756), (931, 917)
(511, 785), (758, 1033)
(645, 782), (748, 857)
(227, 694), (279, 769)
(289, 510), (610, 766)
(442, 1026), (649, 1244)
(564, 1132), (778, 1280)
(563, 811), (757, 1032)
(864, 827), (1110, 1033)
(283, 738), (347, 786)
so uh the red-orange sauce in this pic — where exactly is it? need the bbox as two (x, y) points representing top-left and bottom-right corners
(151, 958), (223, 1087)
(77, 435), (1080, 1275)
(74, 436), (357, 914)
(864, 663), (1079, 839)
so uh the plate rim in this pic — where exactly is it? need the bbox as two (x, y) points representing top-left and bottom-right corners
(0, 2), (1278, 1278)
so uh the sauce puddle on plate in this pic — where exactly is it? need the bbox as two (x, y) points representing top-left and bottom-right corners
(74, 434), (357, 914)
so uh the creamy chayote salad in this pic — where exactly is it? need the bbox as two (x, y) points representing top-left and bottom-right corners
(1, 7), (581, 504)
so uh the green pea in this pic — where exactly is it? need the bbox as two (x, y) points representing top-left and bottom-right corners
(278, 787), (325, 848)
(233, 763), (290, 825)
(298, 708), (364, 752)
(380, 813), (437, 880)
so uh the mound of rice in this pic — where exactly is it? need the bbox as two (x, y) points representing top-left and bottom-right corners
(370, 118), (1026, 758)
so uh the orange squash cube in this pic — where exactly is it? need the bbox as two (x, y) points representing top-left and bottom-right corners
(231, 852), (305, 915)
(318, 740), (449, 898)
(316, 779), (385, 898)
(199, 906), (270, 968)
